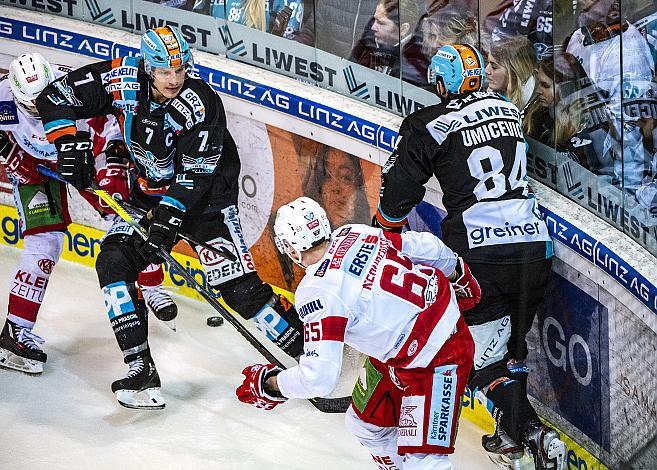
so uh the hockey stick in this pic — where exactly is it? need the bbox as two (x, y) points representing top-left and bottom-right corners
(38, 165), (350, 413)
(36, 165), (236, 262)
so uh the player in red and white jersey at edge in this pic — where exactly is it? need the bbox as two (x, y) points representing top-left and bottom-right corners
(0, 53), (177, 375)
(237, 196), (480, 470)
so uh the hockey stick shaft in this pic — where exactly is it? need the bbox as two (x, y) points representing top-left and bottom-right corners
(36, 165), (236, 261)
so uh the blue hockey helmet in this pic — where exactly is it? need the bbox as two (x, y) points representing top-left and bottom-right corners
(140, 26), (193, 75)
(427, 44), (485, 94)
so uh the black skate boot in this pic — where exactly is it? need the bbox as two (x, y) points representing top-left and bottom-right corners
(522, 421), (566, 470)
(483, 427), (526, 469)
(0, 320), (47, 374)
(142, 285), (178, 322)
(111, 355), (165, 410)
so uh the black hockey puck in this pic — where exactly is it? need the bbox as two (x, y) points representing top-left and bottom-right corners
(207, 316), (224, 327)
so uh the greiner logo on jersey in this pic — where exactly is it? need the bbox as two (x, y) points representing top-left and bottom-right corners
(463, 199), (551, 248)
(428, 364), (457, 447)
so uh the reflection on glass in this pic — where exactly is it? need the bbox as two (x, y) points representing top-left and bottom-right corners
(349, 0), (426, 87)
(525, 54), (595, 170)
(487, 0), (553, 59)
(566, 0), (653, 194)
(200, 0), (304, 38)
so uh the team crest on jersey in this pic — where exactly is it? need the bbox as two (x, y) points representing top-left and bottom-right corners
(0, 100), (19, 124)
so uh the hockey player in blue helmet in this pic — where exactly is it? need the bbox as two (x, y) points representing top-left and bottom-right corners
(375, 43), (566, 470)
(140, 26), (194, 101)
(36, 26), (306, 410)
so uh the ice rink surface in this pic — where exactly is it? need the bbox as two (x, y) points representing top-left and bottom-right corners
(0, 244), (497, 470)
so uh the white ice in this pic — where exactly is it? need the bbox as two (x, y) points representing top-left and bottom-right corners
(0, 245), (497, 469)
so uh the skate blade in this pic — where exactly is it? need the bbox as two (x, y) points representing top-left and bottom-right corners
(546, 438), (567, 470)
(114, 387), (166, 410)
(0, 348), (43, 375)
(162, 319), (177, 332)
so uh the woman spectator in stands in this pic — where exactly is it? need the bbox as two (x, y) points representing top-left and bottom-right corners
(524, 53), (597, 170)
(199, 0), (304, 39)
(486, 35), (538, 111)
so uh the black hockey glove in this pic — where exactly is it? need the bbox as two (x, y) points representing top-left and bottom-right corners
(137, 203), (184, 265)
(55, 131), (95, 190)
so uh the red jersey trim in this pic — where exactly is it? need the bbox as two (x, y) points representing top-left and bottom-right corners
(321, 316), (348, 342)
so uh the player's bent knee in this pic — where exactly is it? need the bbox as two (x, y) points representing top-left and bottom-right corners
(219, 272), (273, 319)
(96, 243), (141, 287)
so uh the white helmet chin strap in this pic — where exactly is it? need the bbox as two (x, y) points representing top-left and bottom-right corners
(283, 241), (306, 268)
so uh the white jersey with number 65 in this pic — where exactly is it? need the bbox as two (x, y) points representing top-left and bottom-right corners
(277, 224), (462, 399)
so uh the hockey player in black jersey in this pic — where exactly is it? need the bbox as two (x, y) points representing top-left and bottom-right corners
(374, 44), (566, 470)
(36, 26), (304, 410)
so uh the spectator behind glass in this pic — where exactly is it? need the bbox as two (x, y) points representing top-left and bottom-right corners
(486, 36), (538, 111)
(349, 0), (425, 86)
(566, 0), (654, 193)
(524, 54), (596, 170)
(294, 0), (378, 59)
(420, 6), (480, 60)
(200, 0), (304, 39)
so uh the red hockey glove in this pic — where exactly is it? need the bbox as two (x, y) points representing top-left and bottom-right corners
(450, 257), (481, 311)
(96, 163), (129, 212)
(0, 130), (54, 185)
(236, 364), (287, 410)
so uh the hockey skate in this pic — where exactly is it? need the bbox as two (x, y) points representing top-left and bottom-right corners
(483, 427), (527, 470)
(142, 285), (178, 331)
(111, 355), (165, 410)
(522, 421), (566, 470)
(0, 320), (47, 375)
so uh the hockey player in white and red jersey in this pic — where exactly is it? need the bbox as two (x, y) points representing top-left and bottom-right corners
(0, 53), (177, 375)
(237, 196), (479, 470)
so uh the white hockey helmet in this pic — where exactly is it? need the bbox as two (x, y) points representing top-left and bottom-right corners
(274, 197), (332, 265)
(8, 52), (55, 118)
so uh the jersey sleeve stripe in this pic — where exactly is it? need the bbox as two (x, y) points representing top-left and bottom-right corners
(320, 316), (348, 342)
(44, 122), (77, 142)
(375, 208), (407, 230)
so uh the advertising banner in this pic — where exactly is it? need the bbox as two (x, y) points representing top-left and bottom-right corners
(527, 272), (611, 451)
